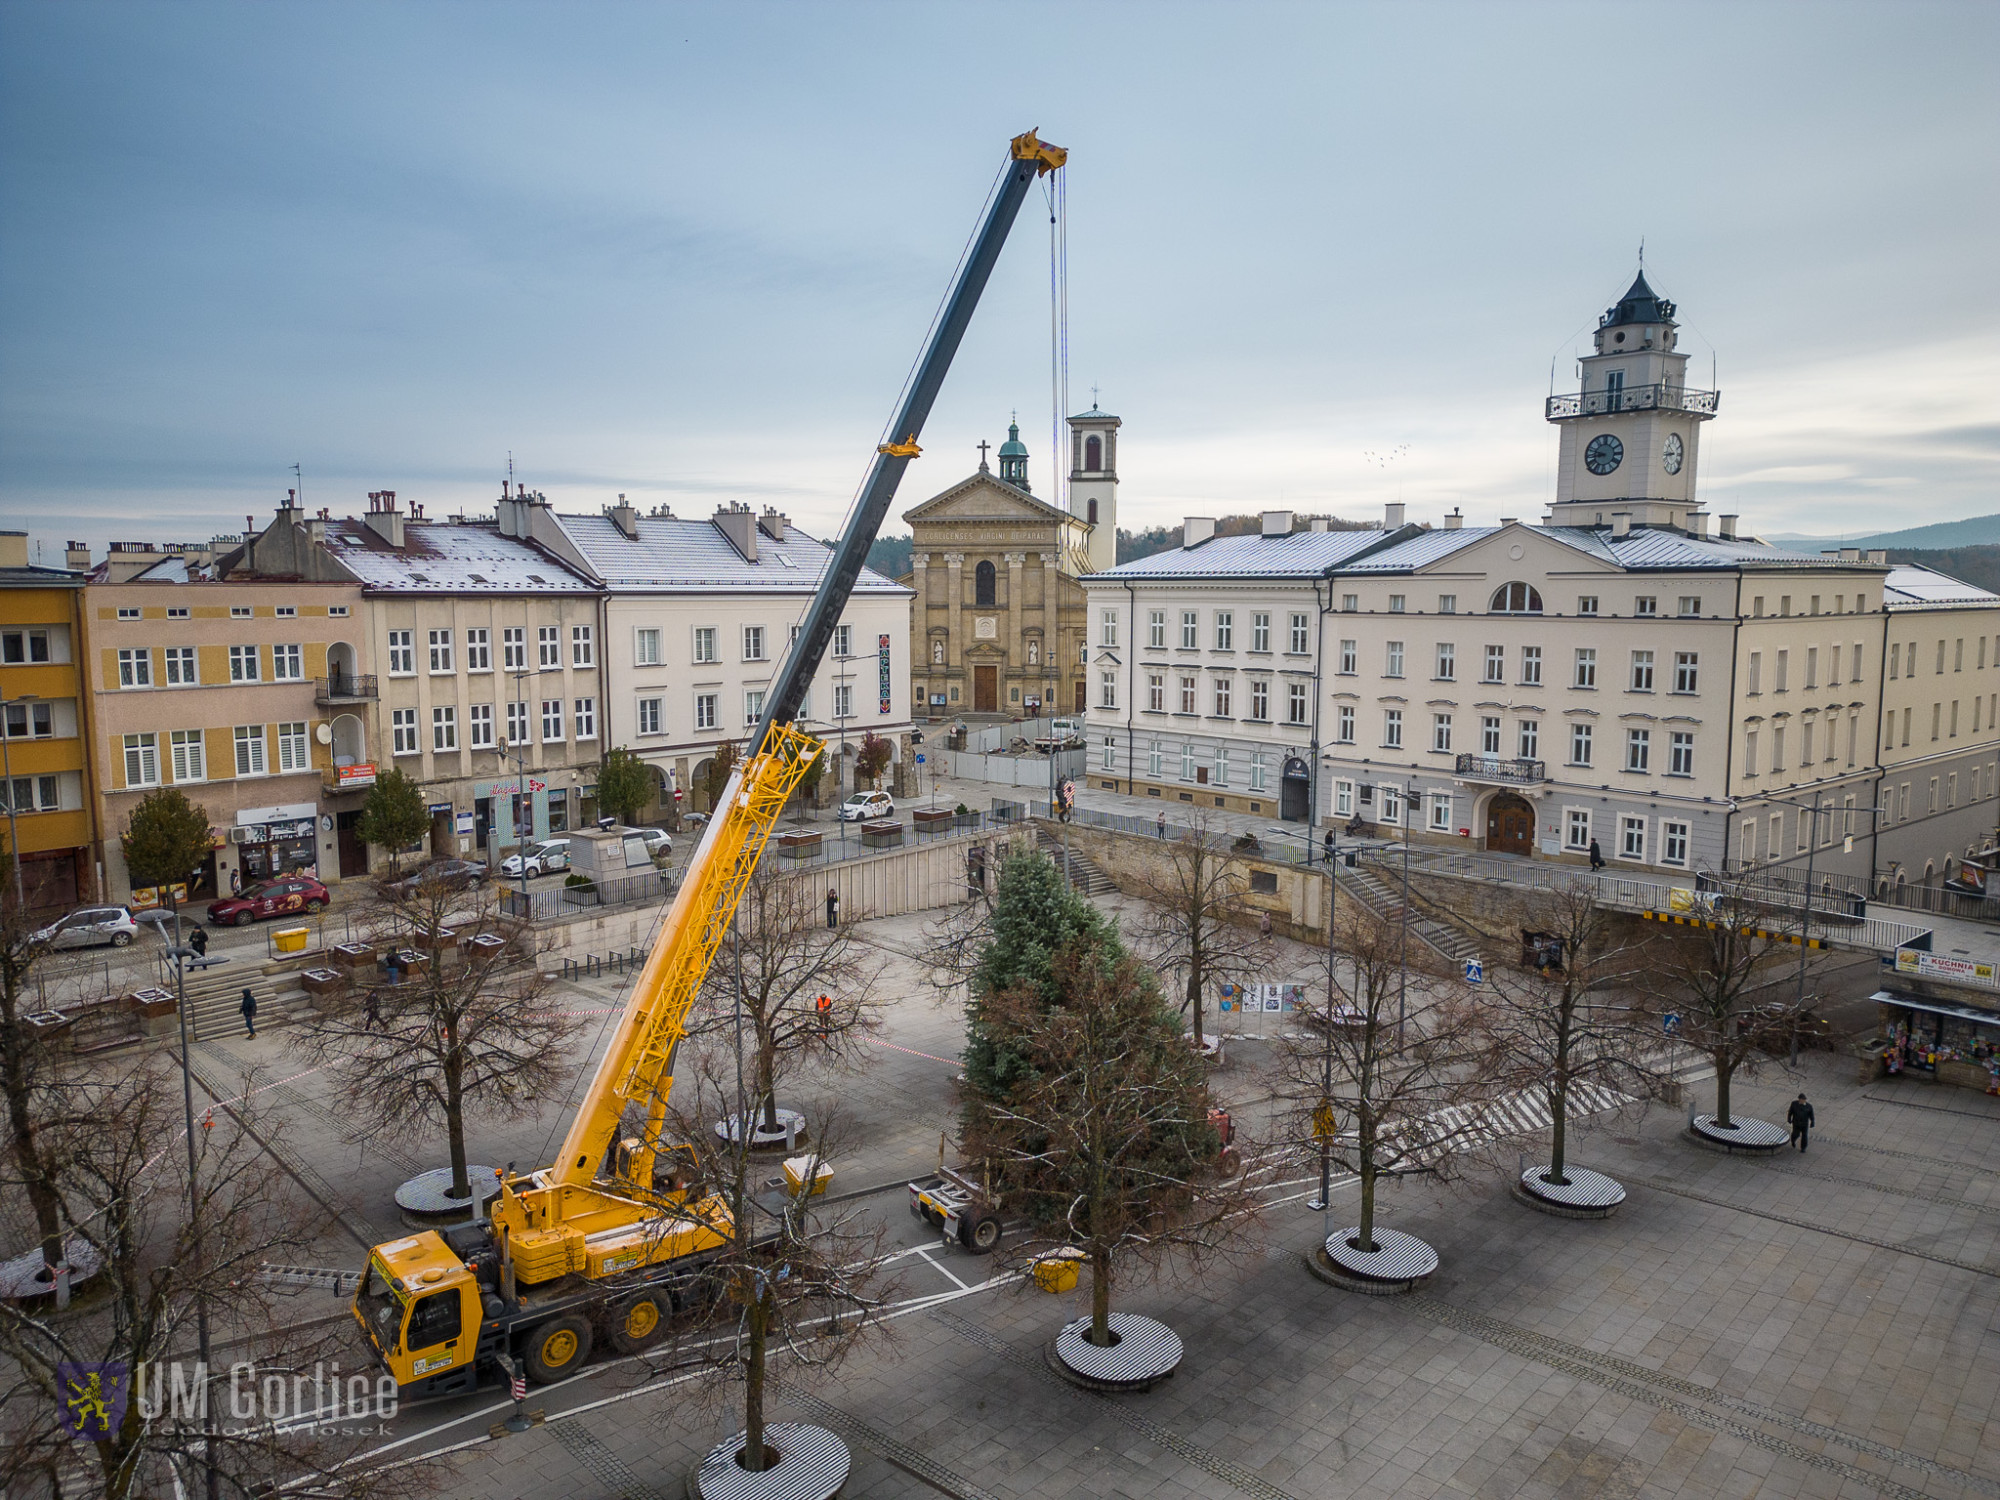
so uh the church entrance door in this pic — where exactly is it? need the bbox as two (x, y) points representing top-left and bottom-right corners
(1073, 679), (1086, 714)
(973, 666), (997, 713)
(1485, 793), (1535, 856)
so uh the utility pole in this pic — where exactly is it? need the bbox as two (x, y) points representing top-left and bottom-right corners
(169, 899), (220, 1500)
(1309, 825), (1340, 1217)
(1791, 792), (1822, 1067)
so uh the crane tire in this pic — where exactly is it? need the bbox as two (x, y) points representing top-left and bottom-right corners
(522, 1315), (592, 1383)
(960, 1213), (1002, 1255)
(608, 1291), (669, 1354)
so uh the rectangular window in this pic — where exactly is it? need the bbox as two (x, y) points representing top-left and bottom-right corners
(1520, 646), (1542, 686)
(229, 644), (260, 682)
(1678, 596), (1701, 617)
(1102, 736), (1117, 772)
(1852, 642), (1863, 681)
(1776, 650), (1789, 690)
(277, 720), (308, 771)
(1673, 652), (1699, 693)
(1341, 594), (1359, 614)
(1381, 786), (1401, 826)
(470, 703), (494, 747)
(272, 644), (303, 681)
(428, 629), (453, 673)
(466, 627), (491, 671)
(1435, 643), (1456, 680)
(115, 608), (141, 622)
(1577, 595), (1598, 616)
(1249, 752), (1267, 791)
(1147, 674), (1165, 712)
(1748, 651), (1761, 693)
(1661, 820), (1689, 867)
(1384, 709), (1403, 748)
(1483, 644), (1504, 683)
(634, 628), (660, 667)
(1386, 641), (1404, 677)
(503, 627), (525, 670)
(1181, 611), (1199, 649)
(833, 683), (853, 719)
(1669, 731), (1694, 776)
(1625, 728), (1650, 772)
(1432, 713), (1453, 753)
(1213, 748), (1229, 787)
(742, 625), (766, 662)
(1630, 650), (1654, 691)
(1937, 640), (1947, 674)
(542, 699), (565, 742)
(572, 625), (594, 667)
(1290, 683), (1310, 726)
(1620, 815), (1646, 861)
(1339, 639), (1357, 674)
(1518, 720), (1539, 760)
(1565, 809), (1591, 850)
(123, 733), (159, 787)
(1335, 705), (1355, 743)
(1428, 792), (1452, 831)
(234, 724), (267, 775)
(1572, 648), (1595, 688)
(824, 623), (847, 658)
(1149, 741), (1163, 776)
(1249, 679), (1269, 720)
(1890, 642), (1901, 679)
(1801, 720), (1815, 764)
(230, 605), (252, 619)
(574, 697), (597, 740)
(387, 630), (414, 675)
(170, 729), (205, 783)
(1148, 611), (1166, 649)
(1806, 647), (1818, 689)
(1746, 728), (1759, 775)
(1179, 676), (1197, 714)
(434, 707), (459, 752)
(1772, 725), (1786, 771)
(1957, 638), (1966, 672)
(743, 689), (765, 725)
(1634, 596), (1657, 617)
(694, 693), (718, 731)
(329, 605), (349, 618)
(1569, 722), (1593, 766)
(1251, 613), (1270, 652)
(1388, 594), (1405, 614)
(1, 629), (52, 663)
(1181, 743), (1197, 781)
(391, 710), (418, 756)
(1481, 716), (1501, 755)
(692, 626), (718, 664)
(506, 700), (529, 746)
(1438, 594), (1457, 615)
(118, 648), (152, 687)
(2, 703), (50, 740)
(1213, 612), (1231, 650)
(1334, 780), (1354, 817)
(1102, 672), (1120, 710)
(538, 626), (560, 669)
(1290, 613), (1311, 653)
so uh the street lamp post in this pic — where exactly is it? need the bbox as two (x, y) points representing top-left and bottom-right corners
(168, 897), (221, 1500)
(1311, 824), (1340, 1216)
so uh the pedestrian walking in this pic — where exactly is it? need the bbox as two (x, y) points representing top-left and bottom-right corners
(239, 987), (257, 1038)
(1323, 830), (1336, 862)
(1787, 1092), (1815, 1151)
(826, 888), (839, 929)
(1259, 911), (1273, 938)
(188, 926), (208, 960)
(363, 990), (386, 1032)
(1588, 838), (1605, 872)
(1156, 811), (1167, 840)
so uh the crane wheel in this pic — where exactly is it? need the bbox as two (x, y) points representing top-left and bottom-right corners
(960, 1213), (1002, 1255)
(609, 1292), (669, 1354)
(522, 1315), (592, 1383)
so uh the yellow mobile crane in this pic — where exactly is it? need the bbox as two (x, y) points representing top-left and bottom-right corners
(354, 129), (1067, 1396)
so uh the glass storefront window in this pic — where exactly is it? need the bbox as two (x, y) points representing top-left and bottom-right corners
(547, 789), (569, 833)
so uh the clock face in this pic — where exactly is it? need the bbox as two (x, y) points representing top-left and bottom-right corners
(1584, 434), (1624, 476)
(1662, 432), (1685, 475)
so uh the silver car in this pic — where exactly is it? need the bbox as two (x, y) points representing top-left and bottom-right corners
(34, 906), (139, 950)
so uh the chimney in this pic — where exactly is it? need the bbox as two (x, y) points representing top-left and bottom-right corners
(608, 494), (639, 541)
(308, 517), (325, 545)
(65, 541), (91, 571)
(1261, 509), (1293, 538)
(0, 532), (26, 569)
(713, 503), (759, 562)
(1868, 549), (1888, 565)
(1309, 518), (1330, 533)
(1689, 512), (1710, 539)
(1443, 509), (1463, 531)
(1717, 514), (1738, 541)
(1384, 501), (1406, 530)
(1839, 547), (1861, 562)
(363, 490), (404, 548)
(244, 515), (256, 570)
(759, 507), (789, 543)
(1611, 511), (1632, 540)
(1499, 516), (1517, 528)
(1182, 516), (1215, 548)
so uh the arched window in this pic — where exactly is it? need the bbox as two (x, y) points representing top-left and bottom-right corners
(1489, 581), (1543, 614)
(1087, 498), (1098, 524)
(1084, 434), (1102, 471)
(975, 560), (996, 607)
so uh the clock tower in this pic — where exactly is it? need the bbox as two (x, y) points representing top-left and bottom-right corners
(1545, 271), (1720, 531)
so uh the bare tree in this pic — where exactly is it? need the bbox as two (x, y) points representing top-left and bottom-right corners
(962, 928), (1255, 1347)
(0, 863), (68, 1291)
(288, 876), (577, 1201)
(1133, 809), (1271, 1051)
(691, 869), (886, 1138)
(1275, 909), (1492, 1254)
(1479, 883), (1668, 1186)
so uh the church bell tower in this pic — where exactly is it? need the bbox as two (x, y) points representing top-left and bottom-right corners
(1067, 404), (1119, 573)
(996, 418), (1031, 490)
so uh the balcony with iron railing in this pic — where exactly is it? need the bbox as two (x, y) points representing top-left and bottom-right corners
(1454, 753), (1545, 786)
(1545, 383), (1720, 420)
(315, 673), (378, 705)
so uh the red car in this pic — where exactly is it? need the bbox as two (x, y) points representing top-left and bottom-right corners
(206, 876), (330, 927)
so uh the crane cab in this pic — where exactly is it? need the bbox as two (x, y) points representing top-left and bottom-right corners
(354, 1232), (484, 1393)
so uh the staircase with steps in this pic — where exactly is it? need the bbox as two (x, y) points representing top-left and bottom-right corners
(1335, 859), (1483, 965)
(1033, 827), (1118, 896)
(178, 959), (310, 1041)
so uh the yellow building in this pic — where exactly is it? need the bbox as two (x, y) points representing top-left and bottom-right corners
(0, 531), (94, 910)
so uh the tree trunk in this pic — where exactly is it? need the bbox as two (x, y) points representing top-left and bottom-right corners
(1186, 966), (1204, 1048)
(443, 1041), (470, 1199)
(743, 1278), (769, 1470)
(1547, 1067), (1569, 1184)
(1, 1006), (65, 1276)
(757, 1037), (780, 1133)
(1356, 1118), (1377, 1253)
(1714, 1053), (1734, 1128)
(1089, 1245), (1113, 1347)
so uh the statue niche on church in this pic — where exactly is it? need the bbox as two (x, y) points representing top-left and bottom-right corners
(1027, 638), (1039, 666)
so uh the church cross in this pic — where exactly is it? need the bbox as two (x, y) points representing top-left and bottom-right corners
(977, 440), (990, 469)
(1091, 384), (1099, 408)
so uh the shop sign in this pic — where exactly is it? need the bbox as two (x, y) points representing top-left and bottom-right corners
(878, 634), (893, 715)
(484, 778), (547, 797)
(1894, 950), (1998, 986)
(454, 811), (475, 836)
(335, 763), (377, 789)
(130, 883), (189, 911)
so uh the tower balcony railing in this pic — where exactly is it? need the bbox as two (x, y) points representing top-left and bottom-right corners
(1545, 383), (1721, 420)
(1454, 753), (1546, 786)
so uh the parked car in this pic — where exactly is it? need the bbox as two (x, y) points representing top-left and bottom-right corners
(33, 905), (139, 950)
(386, 859), (489, 895)
(498, 838), (570, 879)
(205, 876), (330, 928)
(838, 790), (895, 822)
(627, 827), (671, 858)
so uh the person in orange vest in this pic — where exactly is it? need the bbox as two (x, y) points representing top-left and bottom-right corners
(815, 993), (833, 1035)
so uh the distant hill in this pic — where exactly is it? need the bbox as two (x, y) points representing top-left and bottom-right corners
(1887, 545), (2000, 595)
(866, 533), (912, 580)
(1767, 513), (2000, 551)
(1117, 513), (1374, 565)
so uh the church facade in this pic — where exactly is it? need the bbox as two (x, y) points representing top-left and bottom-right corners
(904, 409), (1119, 719)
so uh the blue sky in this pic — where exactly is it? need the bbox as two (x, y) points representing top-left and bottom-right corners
(2, 1), (1995, 557)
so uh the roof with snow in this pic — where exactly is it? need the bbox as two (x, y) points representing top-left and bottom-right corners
(322, 521), (599, 594)
(1883, 565), (2000, 611)
(1090, 527), (1400, 582)
(554, 513), (910, 595)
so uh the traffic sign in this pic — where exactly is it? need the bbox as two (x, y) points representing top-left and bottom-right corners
(915, 753), (926, 764)
(1462, 958), (1484, 985)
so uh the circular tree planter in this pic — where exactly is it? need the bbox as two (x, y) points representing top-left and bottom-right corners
(690, 1423), (850, 1500)
(395, 1165), (501, 1214)
(1188, 1034), (1224, 1066)
(1688, 1114), (1787, 1155)
(713, 1109), (807, 1151)
(1514, 1165), (1626, 1220)
(1046, 1313), (1183, 1392)
(0, 1239), (103, 1300)
(1305, 1227), (1437, 1295)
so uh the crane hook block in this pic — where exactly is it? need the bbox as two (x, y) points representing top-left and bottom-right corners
(878, 435), (922, 458)
(1009, 130), (1068, 175)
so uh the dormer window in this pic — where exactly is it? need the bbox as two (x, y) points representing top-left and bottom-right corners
(1489, 582), (1542, 615)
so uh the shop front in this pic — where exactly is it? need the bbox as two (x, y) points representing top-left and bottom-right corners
(1871, 987), (2000, 1092)
(231, 801), (321, 888)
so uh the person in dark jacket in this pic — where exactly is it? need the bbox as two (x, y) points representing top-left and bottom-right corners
(188, 926), (208, 960)
(1787, 1092), (1815, 1151)
(826, 888), (839, 929)
(239, 987), (257, 1038)
(363, 990), (386, 1032)
(1588, 839), (1605, 871)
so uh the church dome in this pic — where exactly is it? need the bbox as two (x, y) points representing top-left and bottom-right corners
(1600, 270), (1676, 329)
(997, 420), (1028, 459)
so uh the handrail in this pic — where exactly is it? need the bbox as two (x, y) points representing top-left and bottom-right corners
(1545, 383), (1720, 420)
